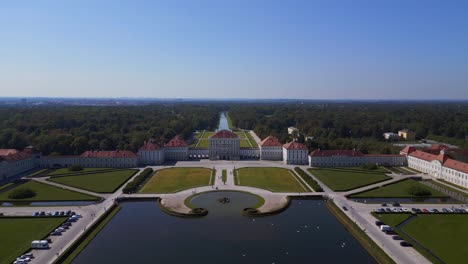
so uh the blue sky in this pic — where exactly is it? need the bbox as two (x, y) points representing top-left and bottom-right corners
(0, 0), (467, 99)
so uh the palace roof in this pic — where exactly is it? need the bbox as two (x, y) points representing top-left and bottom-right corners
(80, 150), (137, 158)
(211, 130), (239, 139)
(260, 136), (282, 147)
(409, 150), (468, 174)
(139, 139), (162, 151)
(400, 146), (416, 155)
(164, 135), (188, 147)
(0, 149), (19, 156)
(283, 141), (307, 150)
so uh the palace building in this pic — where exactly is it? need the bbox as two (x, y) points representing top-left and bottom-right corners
(208, 130), (240, 160)
(309, 149), (407, 167)
(259, 136), (283, 160)
(283, 141), (308, 165)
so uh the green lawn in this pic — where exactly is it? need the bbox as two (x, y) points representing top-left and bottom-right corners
(0, 181), (99, 202)
(139, 167), (212, 193)
(438, 179), (468, 191)
(375, 213), (468, 263)
(236, 167), (309, 192)
(235, 131), (246, 138)
(240, 139), (252, 148)
(350, 179), (449, 198)
(48, 169), (137, 193)
(373, 213), (412, 227)
(245, 132), (259, 148)
(0, 182), (14, 191)
(25, 169), (49, 178)
(48, 167), (116, 176)
(308, 167), (391, 191)
(402, 215), (468, 263)
(196, 139), (209, 148)
(201, 132), (215, 138)
(222, 170), (227, 183)
(0, 217), (66, 264)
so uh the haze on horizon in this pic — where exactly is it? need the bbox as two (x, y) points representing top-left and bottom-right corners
(0, 0), (467, 100)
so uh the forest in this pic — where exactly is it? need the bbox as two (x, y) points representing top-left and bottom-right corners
(0, 104), (220, 155)
(1, 102), (467, 155)
(228, 102), (468, 154)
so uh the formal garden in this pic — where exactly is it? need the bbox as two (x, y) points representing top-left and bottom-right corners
(308, 167), (391, 191)
(139, 167), (213, 193)
(235, 167), (311, 192)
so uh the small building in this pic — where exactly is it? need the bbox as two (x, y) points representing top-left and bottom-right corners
(383, 132), (400, 141)
(259, 136), (283, 161)
(164, 135), (189, 161)
(209, 130), (240, 160)
(283, 141), (308, 165)
(138, 139), (164, 165)
(288, 127), (298, 135)
(398, 129), (416, 141)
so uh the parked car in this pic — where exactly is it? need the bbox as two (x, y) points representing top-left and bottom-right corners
(342, 206), (348, 211)
(422, 209), (429, 213)
(432, 209), (439, 213)
(411, 208), (418, 213)
(400, 241), (413, 247)
(375, 221), (384, 226)
(32, 212), (39, 217)
(385, 208), (392, 212)
(50, 231), (61, 236)
(392, 235), (403, 240)
(381, 203), (387, 207)
(392, 202), (400, 207)
(39, 211), (46, 216)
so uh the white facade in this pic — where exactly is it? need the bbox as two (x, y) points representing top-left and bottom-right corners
(407, 154), (468, 189)
(40, 156), (138, 168)
(288, 127), (298, 135)
(240, 148), (260, 160)
(383, 132), (400, 140)
(0, 155), (38, 179)
(283, 148), (308, 165)
(164, 147), (188, 161)
(138, 149), (164, 165)
(309, 154), (407, 167)
(260, 146), (283, 160)
(209, 137), (240, 160)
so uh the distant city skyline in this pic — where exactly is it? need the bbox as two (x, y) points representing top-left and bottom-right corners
(1, 0), (467, 99)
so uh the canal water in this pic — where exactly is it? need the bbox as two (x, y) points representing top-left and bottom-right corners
(217, 111), (230, 131)
(72, 192), (375, 264)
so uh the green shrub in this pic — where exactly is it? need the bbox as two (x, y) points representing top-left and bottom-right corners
(408, 185), (432, 196)
(68, 165), (84, 171)
(294, 167), (323, 192)
(123, 168), (153, 194)
(8, 188), (37, 199)
(360, 163), (378, 170)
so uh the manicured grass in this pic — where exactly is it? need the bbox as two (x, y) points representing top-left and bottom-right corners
(48, 168), (115, 176)
(226, 112), (234, 129)
(326, 201), (395, 264)
(438, 179), (468, 191)
(48, 169), (137, 193)
(196, 139), (209, 148)
(0, 217), (66, 264)
(240, 139), (252, 148)
(139, 167), (212, 193)
(372, 213), (412, 227)
(0, 181), (99, 202)
(245, 132), (259, 148)
(350, 179), (449, 198)
(57, 205), (121, 264)
(0, 182), (14, 191)
(308, 167), (391, 191)
(235, 167), (309, 192)
(402, 214), (468, 263)
(375, 213), (468, 264)
(430, 180), (468, 198)
(222, 170), (227, 183)
(235, 131), (246, 138)
(201, 132), (215, 138)
(25, 169), (49, 178)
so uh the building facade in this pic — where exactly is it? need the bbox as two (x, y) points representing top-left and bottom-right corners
(259, 136), (283, 160)
(164, 135), (189, 161)
(398, 129), (416, 141)
(138, 139), (165, 165)
(0, 148), (39, 179)
(209, 130), (240, 160)
(402, 145), (468, 188)
(283, 141), (308, 165)
(40, 151), (138, 168)
(309, 149), (407, 167)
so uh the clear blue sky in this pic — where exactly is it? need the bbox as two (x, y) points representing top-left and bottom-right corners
(0, 0), (467, 99)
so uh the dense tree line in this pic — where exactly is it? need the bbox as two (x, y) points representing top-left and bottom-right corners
(0, 105), (220, 155)
(229, 102), (468, 153)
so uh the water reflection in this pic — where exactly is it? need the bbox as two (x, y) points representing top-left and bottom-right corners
(72, 192), (375, 264)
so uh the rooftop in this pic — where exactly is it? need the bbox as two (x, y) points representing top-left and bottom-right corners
(283, 141), (307, 150)
(80, 150), (137, 158)
(164, 135), (188, 147)
(210, 130), (239, 139)
(260, 136), (282, 147)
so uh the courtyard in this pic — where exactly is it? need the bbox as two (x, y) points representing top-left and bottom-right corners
(235, 167), (311, 192)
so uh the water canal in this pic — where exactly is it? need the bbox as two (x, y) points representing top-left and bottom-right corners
(217, 111), (230, 131)
(72, 192), (375, 263)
